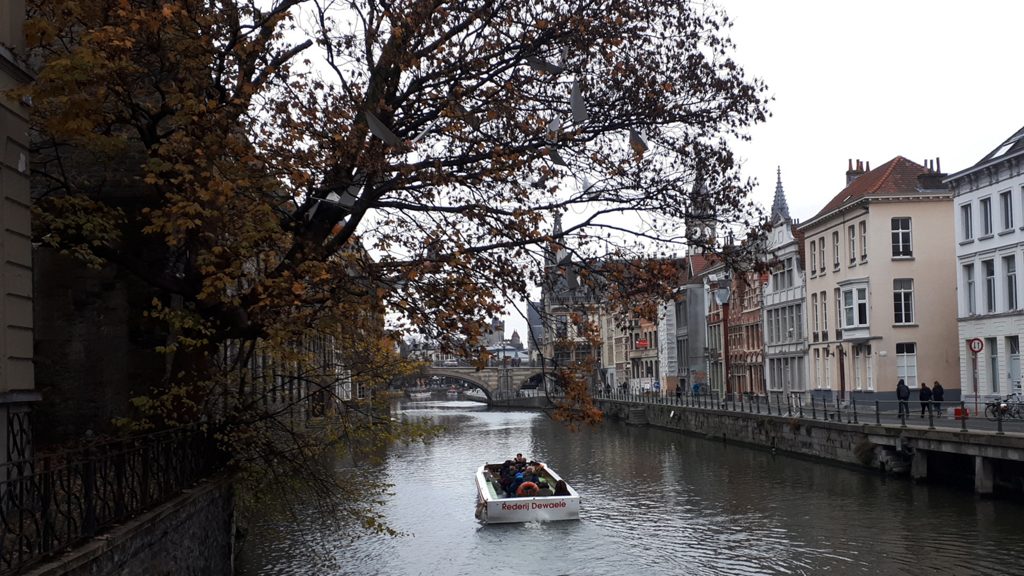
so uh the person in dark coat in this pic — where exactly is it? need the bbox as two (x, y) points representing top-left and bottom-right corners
(896, 379), (910, 418)
(932, 380), (945, 416)
(919, 381), (932, 418)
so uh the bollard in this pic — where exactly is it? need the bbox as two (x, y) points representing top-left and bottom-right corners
(787, 395), (793, 417)
(928, 405), (935, 430)
(998, 410), (1005, 435)
(811, 398), (816, 420)
(900, 407), (907, 428)
(960, 401), (968, 432)
(875, 400), (881, 426)
(740, 394), (745, 413)
(755, 395), (760, 414)
(852, 397), (858, 424)
(798, 398), (803, 418)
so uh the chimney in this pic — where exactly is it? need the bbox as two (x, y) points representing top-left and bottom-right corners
(846, 158), (865, 186)
(917, 157), (947, 190)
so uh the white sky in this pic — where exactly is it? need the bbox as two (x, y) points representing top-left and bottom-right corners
(501, 0), (1024, 340)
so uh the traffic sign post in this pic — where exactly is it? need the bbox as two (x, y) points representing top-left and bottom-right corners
(967, 338), (984, 416)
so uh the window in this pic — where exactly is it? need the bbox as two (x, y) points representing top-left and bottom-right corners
(832, 231), (840, 268)
(812, 293), (819, 333)
(813, 349), (821, 388)
(896, 343), (918, 388)
(854, 345), (862, 389)
(675, 300), (688, 327)
(848, 225), (856, 264)
(859, 221), (867, 260)
(818, 237), (825, 272)
(965, 263), (976, 315)
(1006, 255), (1018, 311)
(772, 258), (794, 290)
(980, 197), (992, 236)
(842, 287), (869, 327)
(984, 259), (996, 313)
(1001, 191), (1014, 231)
(893, 279), (914, 324)
(961, 204), (973, 240)
(835, 287), (842, 334)
(810, 240), (817, 273)
(820, 291), (827, 333)
(891, 217), (912, 257)
(987, 337), (999, 394)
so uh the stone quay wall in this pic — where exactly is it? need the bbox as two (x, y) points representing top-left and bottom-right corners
(24, 478), (234, 576)
(599, 400), (880, 468)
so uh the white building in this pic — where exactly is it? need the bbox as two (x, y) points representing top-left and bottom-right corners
(762, 169), (808, 400)
(947, 126), (1024, 401)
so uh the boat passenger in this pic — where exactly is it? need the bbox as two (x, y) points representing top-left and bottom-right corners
(507, 470), (525, 497)
(554, 480), (570, 496)
(514, 453), (527, 466)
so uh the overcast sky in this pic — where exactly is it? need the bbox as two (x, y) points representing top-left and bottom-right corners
(502, 0), (1024, 340)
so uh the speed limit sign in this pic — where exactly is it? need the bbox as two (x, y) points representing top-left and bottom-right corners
(967, 338), (984, 354)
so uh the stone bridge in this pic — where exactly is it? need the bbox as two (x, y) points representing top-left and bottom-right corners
(422, 366), (547, 400)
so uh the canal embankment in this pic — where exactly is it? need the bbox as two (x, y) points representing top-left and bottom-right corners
(597, 398), (1024, 498)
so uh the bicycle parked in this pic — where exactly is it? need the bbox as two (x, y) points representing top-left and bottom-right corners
(984, 392), (1024, 421)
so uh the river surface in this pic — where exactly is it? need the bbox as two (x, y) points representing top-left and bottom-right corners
(237, 400), (1024, 576)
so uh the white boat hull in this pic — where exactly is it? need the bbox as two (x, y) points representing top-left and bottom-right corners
(475, 464), (580, 524)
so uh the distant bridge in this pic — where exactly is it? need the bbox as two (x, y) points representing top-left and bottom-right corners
(421, 365), (548, 400)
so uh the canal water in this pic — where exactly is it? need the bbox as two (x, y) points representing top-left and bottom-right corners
(237, 400), (1024, 576)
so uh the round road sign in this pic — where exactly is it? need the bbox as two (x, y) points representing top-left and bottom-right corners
(967, 338), (984, 354)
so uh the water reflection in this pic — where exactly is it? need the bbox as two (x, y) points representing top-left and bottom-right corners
(238, 402), (1024, 576)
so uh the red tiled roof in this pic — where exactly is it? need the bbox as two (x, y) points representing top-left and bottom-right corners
(808, 156), (934, 223)
(687, 254), (714, 277)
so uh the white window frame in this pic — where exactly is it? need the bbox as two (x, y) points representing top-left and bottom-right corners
(810, 240), (817, 274)
(832, 231), (840, 268)
(1001, 190), (1014, 231)
(896, 342), (917, 389)
(812, 293), (819, 333)
(980, 197), (993, 236)
(891, 217), (912, 257)
(984, 259), (996, 313)
(961, 203), (973, 240)
(893, 278), (914, 325)
(1005, 254), (1018, 311)
(859, 221), (867, 260)
(842, 286), (869, 328)
(818, 237), (825, 272)
(848, 224), (856, 264)
(965, 263), (976, 315)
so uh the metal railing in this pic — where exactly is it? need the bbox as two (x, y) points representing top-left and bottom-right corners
(0, 428), (220, 575)
(594, 390), (1023, 435)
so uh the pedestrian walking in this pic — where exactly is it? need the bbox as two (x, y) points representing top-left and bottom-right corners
(896, 378), (910, 418)
(919, 381), (932, 418)
(932, 380), (945, 416)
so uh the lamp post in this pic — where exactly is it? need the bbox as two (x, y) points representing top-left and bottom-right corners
(713, 272), (732, 399)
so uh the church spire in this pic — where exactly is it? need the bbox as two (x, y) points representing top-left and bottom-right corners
(770, 166), (791, 224)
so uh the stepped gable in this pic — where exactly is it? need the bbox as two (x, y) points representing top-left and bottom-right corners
(809, 156), (932, 222)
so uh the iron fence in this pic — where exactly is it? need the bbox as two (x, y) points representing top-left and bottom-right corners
(594, 390), (1024, 435)
(0, 428), (220, 575)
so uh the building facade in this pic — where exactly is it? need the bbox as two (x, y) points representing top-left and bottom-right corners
(763, 170), (808, 400)
(800, 157), (960, 403)
(0, 0), (38, 465)
(947, 126), (1024, 401)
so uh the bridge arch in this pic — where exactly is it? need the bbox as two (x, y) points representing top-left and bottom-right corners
(422, 366), (548, 400)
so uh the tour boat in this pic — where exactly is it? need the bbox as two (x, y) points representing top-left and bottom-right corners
(446, 388), (459, 399)
(407, 390), (432, 401)
(474, 463), (580, 524)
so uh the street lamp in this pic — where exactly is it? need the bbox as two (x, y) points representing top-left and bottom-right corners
(713, 271), (732, 399)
